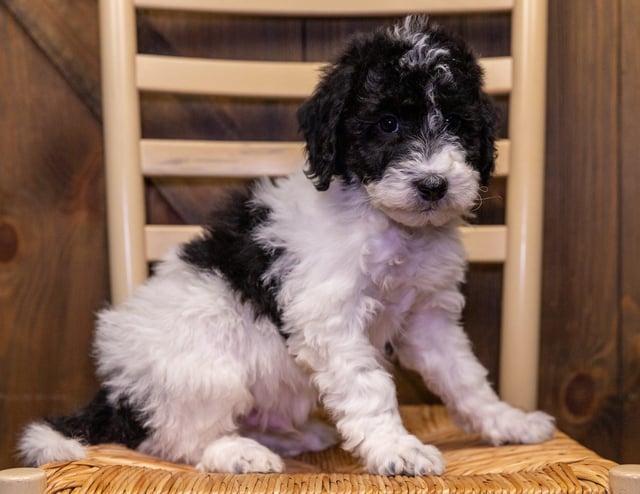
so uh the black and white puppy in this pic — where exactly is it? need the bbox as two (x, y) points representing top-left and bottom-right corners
(19, 16), (554, 476)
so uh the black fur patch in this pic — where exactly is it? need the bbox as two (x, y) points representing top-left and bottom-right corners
(179, 187), (285, 331)
(45, 388), (148, 448)
(298, 19), (497, 191)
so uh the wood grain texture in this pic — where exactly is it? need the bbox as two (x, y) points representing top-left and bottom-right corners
(2, 0), (101, 118)
(619, 0), (640, 464)
(0, 2), (106, 468)
(540, 0), (620, 460)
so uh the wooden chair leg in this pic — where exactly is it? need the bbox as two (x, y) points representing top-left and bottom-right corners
(0, 468), (45, 494)
(610, 464), (640, 494)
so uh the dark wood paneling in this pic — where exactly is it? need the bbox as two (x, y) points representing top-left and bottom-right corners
(0, 3), (105, 468)
(541, 0), (621, 459)
(3, 0), (101, 118)
(620, 0), (640, 464)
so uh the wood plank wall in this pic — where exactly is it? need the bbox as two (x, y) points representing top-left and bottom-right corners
(1, 0), (638, 468)
(619, 0), (640, 462)
(0, 0), (105, 468)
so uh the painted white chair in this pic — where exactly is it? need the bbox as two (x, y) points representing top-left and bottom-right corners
(3, 1), (635, 493)
(102, 0), (539, 412)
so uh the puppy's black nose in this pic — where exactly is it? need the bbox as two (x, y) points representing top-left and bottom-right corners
(415, 175), (448, 201)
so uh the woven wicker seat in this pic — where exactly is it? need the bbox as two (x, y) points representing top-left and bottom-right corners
(41, 406), (615, 494)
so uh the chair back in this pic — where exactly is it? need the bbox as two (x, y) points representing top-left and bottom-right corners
(99, 0), (547, 411)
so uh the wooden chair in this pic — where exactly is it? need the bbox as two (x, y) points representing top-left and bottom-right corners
(2, 1), (637, 493)
(105, 0), (535, 412)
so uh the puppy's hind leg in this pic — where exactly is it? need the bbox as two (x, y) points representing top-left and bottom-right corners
(198, 436), (284, 473)
(137, 362), (284, 473)
(142, 401), (285, 473)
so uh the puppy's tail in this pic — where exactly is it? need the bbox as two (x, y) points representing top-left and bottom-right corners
(17, 388), (149, 466)
(18, 421), (87, 467)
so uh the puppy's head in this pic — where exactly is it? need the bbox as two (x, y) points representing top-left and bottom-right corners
(298, 16), (497, 228)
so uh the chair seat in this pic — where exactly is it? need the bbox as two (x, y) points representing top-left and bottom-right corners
(41, 406), (615, 494)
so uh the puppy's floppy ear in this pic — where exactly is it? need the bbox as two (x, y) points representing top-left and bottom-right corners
(297, 58), (355, 191)
(477, 93), (498, 186)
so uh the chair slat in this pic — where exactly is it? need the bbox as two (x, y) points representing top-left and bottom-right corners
(496, 139), (509, 176)
(460, 225), (507, 263)
(141, 139), (510, 178)
(482, 57), (512, 95)
(146, 225), (199, 261)
(134, 0), (513, 15)
(145, 224), (506, 263)
(136, 55), (511, 97)
(137, 57), (322, 98)
(141, 140), (304, 178)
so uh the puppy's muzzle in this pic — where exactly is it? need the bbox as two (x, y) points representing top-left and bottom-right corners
(415, 175), (448, 201)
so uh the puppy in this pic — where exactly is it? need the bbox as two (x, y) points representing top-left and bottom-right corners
(19, 16), (554, 476)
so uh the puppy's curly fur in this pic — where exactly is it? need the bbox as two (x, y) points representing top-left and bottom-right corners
(19, 17), (554, 476)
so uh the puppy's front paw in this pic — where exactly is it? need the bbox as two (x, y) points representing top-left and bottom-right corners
(197, 436), (284, 473)
(365, 434), (445, 476)
(479, 406), (555, 446)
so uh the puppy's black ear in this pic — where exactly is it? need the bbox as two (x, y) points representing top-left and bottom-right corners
(297, 58), (355, 191)
(477, 93), (498, 185)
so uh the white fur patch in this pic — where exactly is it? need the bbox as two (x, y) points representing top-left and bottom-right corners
(391, 16), (452, 78)
(18, 422), (86, 466)
(94, 252), (317, 466)
(365, 143), (480, 228)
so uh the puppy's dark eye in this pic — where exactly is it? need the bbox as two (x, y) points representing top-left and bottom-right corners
(378, 115), (399, 133)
